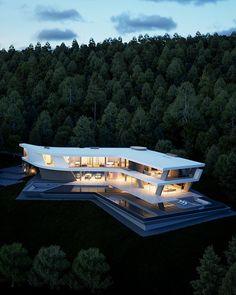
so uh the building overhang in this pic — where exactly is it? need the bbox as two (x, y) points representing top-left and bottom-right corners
(20, 143), (205, 171)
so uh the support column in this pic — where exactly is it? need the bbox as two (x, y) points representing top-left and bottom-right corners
(184, 182), (192, 192)
(155, 185), (164, 196)
(136, 179), (144, 188)
(158, 202), (165, 210)
(161, 170), (169, 180)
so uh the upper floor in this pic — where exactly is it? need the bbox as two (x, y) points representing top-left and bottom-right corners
(20, 143), (205, 186)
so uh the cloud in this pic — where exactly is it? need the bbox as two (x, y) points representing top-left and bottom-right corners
(143, 0), (227, 5)
(111, 13), (177, 34)
(37, 29), (77, 41)
(35, 6), (82, 21)
(217, 27), (236, 36)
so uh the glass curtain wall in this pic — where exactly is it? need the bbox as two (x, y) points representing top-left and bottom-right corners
(167, 169), (196, 180)
(65, 157), (129, 168)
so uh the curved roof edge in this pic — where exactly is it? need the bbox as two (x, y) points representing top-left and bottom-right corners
(20, 143), (205, 171)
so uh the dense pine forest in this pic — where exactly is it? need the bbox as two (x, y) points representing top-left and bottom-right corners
(0, 33), (236, 193)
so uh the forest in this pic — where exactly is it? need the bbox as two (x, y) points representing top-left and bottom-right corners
(0, 33), (235, 194)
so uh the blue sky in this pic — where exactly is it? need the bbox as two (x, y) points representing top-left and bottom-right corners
(0, 0), (235, 49)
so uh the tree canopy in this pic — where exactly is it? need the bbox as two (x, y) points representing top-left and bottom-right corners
(0, 34), (236, 193)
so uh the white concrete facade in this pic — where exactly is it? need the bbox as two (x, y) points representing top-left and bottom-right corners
(20, 143), (205, 204)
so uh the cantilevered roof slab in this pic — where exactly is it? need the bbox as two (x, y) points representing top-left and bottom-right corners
(20, 143), (205, 171)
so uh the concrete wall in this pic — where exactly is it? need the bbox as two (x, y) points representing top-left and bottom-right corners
(40, 168), (76, 181)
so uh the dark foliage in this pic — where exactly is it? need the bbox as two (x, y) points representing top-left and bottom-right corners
(0, 33), (236, 193)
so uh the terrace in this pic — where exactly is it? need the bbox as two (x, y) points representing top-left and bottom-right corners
(17, 177), (235, 236)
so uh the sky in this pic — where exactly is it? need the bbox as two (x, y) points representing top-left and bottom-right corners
(0, 0), (235, 49)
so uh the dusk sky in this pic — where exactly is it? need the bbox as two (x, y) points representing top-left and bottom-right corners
(0, 0), (235, 49)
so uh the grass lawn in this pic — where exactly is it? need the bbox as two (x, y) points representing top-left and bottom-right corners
(0, 181), (236, 294)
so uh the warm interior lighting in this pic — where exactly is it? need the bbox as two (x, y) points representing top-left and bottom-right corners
(81, 157), (93, 167)
(42, 154), (53, 165)
(30, 168), (36, 175)
(64, 156), (70, 163)
(143, 182), (156, 193)
(23, 148), (28, 158)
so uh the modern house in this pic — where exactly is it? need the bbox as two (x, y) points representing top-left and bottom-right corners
(20, 143), (205, 203)
(18, 143), (235, 236)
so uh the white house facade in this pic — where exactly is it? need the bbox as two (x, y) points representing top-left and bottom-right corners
(20, 143), (205, 204)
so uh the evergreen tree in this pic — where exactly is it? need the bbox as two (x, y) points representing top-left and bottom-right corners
(29, 245), (70, 290)
(131, 106), (150, 145)
(205, 144), (220, 174)
(225, 235), (236, 266)
(29, 110), (53, 145)
(71, 248), (112, 292)
(155, 139), (173, 153)
(191, 246), (224, 295)
(166, 57), (184, 84)
(32, 80), (47, 107)
(222, 95), (236, 131)
(141, 82), (153, 104)
(219, 262), (236, 295)
(116, 108), (134, 146)
(53, 116), (73, 146)
(70, 116), (95, 147)
(0, 243), (32, 287)
(111, 52), (126, 79)
(99, 102), (118, 146)
(85, 77), (106, 116)
(214, 151), (236, 190)
(50, 65), (66, 91)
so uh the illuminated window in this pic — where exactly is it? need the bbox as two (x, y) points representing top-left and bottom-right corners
(93, 157), (105, 167)
(81, 157), (93, 167)
(65, 156), (81, 167)
(42, 154), (53, 165)
(23, 148), (28, 159)
(120, 158), (126, 168)
(106, 157), (120, 167)
(64, 156), (70, 163)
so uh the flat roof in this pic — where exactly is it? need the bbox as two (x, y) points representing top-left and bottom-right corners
(20, 143), (205, 171)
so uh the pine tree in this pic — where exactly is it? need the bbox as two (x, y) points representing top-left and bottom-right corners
(219, 262), (236, 295)
(70, 116), (95, 147)
(29, 110), (53, 145)
(71, 248), (112, 292)
(225, 235), (236, 266)
(191, 246), (225, 295)
(99, 102), (118, 146)
(28, 245), (70, 290)
(0, 243), (32, 287)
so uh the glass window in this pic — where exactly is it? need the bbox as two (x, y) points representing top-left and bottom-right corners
(106, 157), (120, 167)
(81, 157), (92, 167)
(64, 156), (70, 163)
(67, 157), (80, 167)
(168, 168), (196, 179)
(120, 158), (126, 168)
(42, 154), (53, 165)
(93, 157), (105, 167)
(23, 148), (28, 158)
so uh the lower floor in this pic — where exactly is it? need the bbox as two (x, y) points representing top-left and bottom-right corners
(24, 163), (194, 204)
